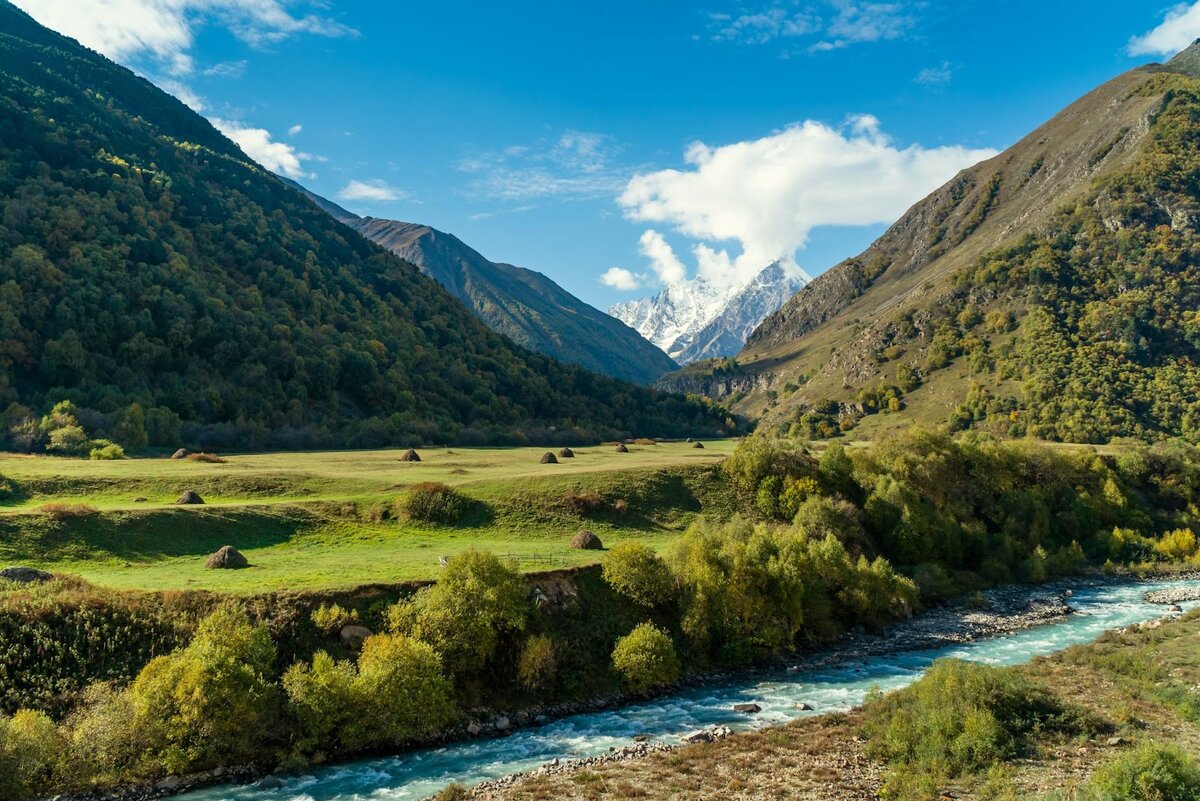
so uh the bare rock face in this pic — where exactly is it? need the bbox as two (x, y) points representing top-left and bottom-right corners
(570, 530), (603, 550)
(205, 545), (248, 569)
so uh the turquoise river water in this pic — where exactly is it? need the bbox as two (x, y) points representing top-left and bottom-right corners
(179, 578), (1200, 801)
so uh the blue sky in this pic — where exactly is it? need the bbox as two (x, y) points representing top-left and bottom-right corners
(14, 1), (1200, 309)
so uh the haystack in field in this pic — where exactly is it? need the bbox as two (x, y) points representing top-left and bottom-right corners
(570, 530), (603, 550)
(400, 449), (421, 462)
(540, 452), (559, 464)
(558, 447), (575, 458)
(175, 490), (204, 505)
(615, 443), (629, 453)
(171, 448), (190, 459)
(205, 545), (248, 569)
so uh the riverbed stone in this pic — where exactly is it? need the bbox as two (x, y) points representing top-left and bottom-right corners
(155, 776), (183, 792)
(495, 716), (511, 731)
(733, 703), (761, 713)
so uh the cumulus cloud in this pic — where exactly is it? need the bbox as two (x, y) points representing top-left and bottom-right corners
(11, 0), (355, 76)
(618, 115), (997, 290)
(212, 118), (310, 179)
(338, 179), (408, 202)
(1129, 2), (1200, 56)
(599, 267), (646, 291)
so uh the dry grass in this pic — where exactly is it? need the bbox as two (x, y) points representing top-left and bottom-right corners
(38, 502), (99, 521)
(185, 452), (226, 463)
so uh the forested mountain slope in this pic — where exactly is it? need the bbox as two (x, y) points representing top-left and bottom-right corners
(283, 185), (679, 386)
(0, 3), (728, 449)
(666, 45), (1200, 444)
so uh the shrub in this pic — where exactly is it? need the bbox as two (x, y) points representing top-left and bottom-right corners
(282, 651), (358, 755)
(562, 490), (605, 515)
(185, 452), (226, 464)
(88, 440), (126, 460)
(863, 659), (1094, 798)
(311, 603), (359, 634)
(434, 784), (470, 801)
(348, 633), (457, 747)
(388, 548), (527, 677)
(0, 709), (59, 800)
(1153, 528), (1199, 562)
(611, 623), (679, 693)
(1081, 741), (1200, 801)
(38, 503), (98, 521)
(602, 543), (674, 608)
(399, 482), (474, 524)
(517, 634), (558, 691)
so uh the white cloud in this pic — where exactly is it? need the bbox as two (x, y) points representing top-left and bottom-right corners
(706, 1), (913, 52)
(1129, 2), (1200, 56)
(11, 0), (355, 76)
(338, 179), (408, 202)
(202, 59), (247, 78)
(288, 124), (303, 136)
(599, 267), (646, 291)
(460, 130), (631, 201)
(212, 118), (310, 178)
(915, 61), (953, 86)
(619, 115), (997, 290)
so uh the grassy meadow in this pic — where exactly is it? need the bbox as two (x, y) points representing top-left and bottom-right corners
(0, 440), (737, 592)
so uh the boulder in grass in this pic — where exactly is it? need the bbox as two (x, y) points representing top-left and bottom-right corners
(0, 566), (52, 584)
(540, 452), (558, 464)
(170, 448), (190, 460)
(570, 530), (603, 550)
(339, 624), (373, 650)
(205, 545), (248, 569)
(175, 490), (204, 505)
(615, 443), (629, 453)
(399, 449), (421, 462)
(558, 447), (575, 458)
(693, 441), (705, 449)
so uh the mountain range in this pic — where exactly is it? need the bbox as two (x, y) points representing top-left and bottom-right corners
(667, 42), (1200, 444)
(0, 3), (729, 449)
(283, 182), (678, 385)
(610, 262), (806, 364)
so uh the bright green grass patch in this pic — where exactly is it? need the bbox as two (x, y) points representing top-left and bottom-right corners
(0, 442), (737, 592)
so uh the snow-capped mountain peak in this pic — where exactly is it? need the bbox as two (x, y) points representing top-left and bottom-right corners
(610, 262), (806, 364)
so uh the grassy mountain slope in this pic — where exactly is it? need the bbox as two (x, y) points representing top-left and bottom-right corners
(666, 48), (1200, 444)
(0, 3), (728, 449)
(339, 211), (679, 385)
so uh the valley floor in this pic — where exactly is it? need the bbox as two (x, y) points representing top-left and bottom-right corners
(0, 441), (735, 591)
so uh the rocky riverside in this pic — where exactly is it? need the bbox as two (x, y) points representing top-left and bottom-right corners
(1144, 585), (1200, 606)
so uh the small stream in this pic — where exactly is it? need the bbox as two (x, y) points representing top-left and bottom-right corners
(180, 578), (1200, 801)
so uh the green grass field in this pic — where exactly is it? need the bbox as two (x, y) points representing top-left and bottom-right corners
(0, 441), (738, 592)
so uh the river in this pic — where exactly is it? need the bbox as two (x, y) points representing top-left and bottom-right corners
(178, 578), (1200, 801)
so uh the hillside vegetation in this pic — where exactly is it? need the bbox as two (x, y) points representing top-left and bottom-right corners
(0, 5), (727, 451)
(668, 48), (1200, 445)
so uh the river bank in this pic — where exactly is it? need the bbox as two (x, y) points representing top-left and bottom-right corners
(144, 572), (1200, 801)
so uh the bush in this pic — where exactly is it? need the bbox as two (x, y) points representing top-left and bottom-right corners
(562, 490), (605, 515)
(38, 503), (98, 521)
(1081, 741), (1200, 801)
(602, 543), (674, 608)
(517, 634), (558, 691)
(87, 440), (125, 460)
(388, 548), (527, 677)
(282, 651), (358, 755)
(348, 633), (457, 747)
(0, 709), (59, 800)
(863, 659), (1094, 798)
(611, 623), (679, 693)
(399, 482), (474, 524)
(1153, 529), (1199, 562)
(311, 603), (359, 634)
(185, 452), (226, 464)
